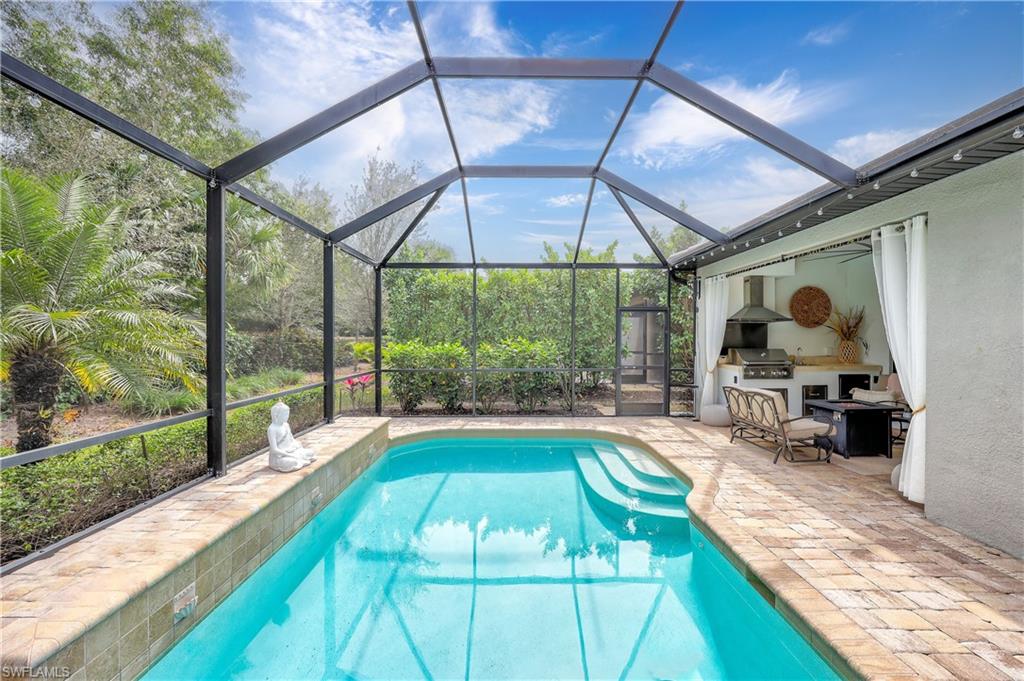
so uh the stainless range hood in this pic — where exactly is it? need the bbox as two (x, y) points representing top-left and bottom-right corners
(727, 276), (792, 323)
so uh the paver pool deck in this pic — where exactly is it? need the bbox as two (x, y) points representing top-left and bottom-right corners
(2, 417), (1022, 680)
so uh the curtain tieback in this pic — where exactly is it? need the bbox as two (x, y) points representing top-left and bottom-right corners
(911, 404), (926, 416)
(706, 367), (716, 375)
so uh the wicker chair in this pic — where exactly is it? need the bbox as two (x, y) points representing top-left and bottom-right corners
(723, 386), (835, 464)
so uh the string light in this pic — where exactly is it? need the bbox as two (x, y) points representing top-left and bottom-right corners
(27, 95), (41, 108)
(1013, 127), (1024, 140)
(846, 192), (854, 200)
(760, 237), (765, 243)
(744, 241), (750, 248)
(953, 149), (963, 161)
(796, 221), (802, 229)
(873, 181), (880, 190)
(90, 127), (102, 140)
(910, 168), (919, 178)
(137, 152), (147, 162)
(816, 208), (823, 216)
(777, 230), (783, 237)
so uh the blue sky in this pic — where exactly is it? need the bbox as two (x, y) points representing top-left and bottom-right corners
(211, 1), (1023, 262)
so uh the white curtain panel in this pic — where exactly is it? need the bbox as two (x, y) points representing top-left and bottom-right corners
(697, 275), (731, 413)
(872, 215), (927, 503)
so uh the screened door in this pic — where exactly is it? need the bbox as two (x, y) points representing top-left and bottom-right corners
(616, 307), (668, 416)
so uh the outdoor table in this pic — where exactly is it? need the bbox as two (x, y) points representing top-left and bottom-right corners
(805, 399), (902, 459)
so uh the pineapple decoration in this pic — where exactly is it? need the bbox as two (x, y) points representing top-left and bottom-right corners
(826, 307), (867, 364)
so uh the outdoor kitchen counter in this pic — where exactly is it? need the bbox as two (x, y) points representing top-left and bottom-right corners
(716, 361), (883, 372)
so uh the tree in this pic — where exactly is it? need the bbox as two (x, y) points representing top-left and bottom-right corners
(0, 169), (203, 451)
(335, 155), (440, 336)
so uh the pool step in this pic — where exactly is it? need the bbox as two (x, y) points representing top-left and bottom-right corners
(610, 443), (678, 485)
(591, 443), (685, 503)
(573, 447), (688, 535)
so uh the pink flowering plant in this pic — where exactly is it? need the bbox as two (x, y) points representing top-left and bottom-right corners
(343, 374), (374, 410)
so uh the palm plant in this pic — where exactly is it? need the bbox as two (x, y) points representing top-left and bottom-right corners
(1, 168), (203, 451)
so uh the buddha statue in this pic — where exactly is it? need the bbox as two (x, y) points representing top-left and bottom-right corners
(267, 401), (316, 472)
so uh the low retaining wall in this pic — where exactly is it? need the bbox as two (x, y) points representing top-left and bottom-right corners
(0, 418), (389, 681)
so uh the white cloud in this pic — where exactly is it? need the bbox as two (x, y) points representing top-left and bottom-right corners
(465, 191), (505, 216)
(519, 218), (582, 227)
(617, 70), (841, 170)
(829, 128), (930, 167)
(420, 1), (525, 56)
(676, 156), (823, 230)
(229, 1), (556, 203)
(544, 192), (589, 208)
(441, 80), (557, 161)
(802, 22), (850, 47)
(540, 29), (607, 57)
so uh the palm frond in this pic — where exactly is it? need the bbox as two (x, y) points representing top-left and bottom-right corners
(1, 167), (55, 258)
(50, 173), (90, 229)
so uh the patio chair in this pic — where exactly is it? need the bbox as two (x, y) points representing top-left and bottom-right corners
(851, 379), (911, 446)
(723, 386), (835, 464)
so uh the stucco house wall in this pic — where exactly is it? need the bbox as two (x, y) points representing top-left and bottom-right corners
(697, 151), (1024, 557)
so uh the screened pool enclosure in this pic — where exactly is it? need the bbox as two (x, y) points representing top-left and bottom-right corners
(2, 0), (1022, 570)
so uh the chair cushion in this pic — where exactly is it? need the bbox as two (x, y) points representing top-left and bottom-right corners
(851, 388), (896, 404)
(886, 373), (904, 401)
(701, 404), (732, 427)
(784, 417), (832, 439)
(743, 387), (789, 425)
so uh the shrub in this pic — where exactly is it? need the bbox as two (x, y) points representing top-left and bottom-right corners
(0, 419), (206, 564)
(426, 342), (470, 413)
(382, 340), (431, 412)
(475, 338), (561, 413)
(475, 342), (505, 414)
(226, 325), (256, 377)
(0, 388), (324, 564)
(351, 341), (375, 368)
(225, 388), (322, 464)
(121, 387), (206, 416)
(247, 328), (323, 374)
(225, 368), (307, 401)
(501, 338), (560, 412)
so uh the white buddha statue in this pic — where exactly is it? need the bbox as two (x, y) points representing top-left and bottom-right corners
(267, 402), (315, 472)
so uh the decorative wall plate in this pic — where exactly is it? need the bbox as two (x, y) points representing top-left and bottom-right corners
(790, 286), (832, 328)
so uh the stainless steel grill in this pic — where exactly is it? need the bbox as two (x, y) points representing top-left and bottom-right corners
(732, 348), (794, 379)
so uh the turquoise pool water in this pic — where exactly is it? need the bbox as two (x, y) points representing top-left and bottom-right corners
(145, 438), (838, 680)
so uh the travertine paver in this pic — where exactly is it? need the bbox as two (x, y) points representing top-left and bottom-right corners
(1, 416), (1021, 681)
(389, 417), (1024, 681)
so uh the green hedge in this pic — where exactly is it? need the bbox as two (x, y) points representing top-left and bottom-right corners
(0, 388), (324, 565)
(382, 338), (564, 414)
(477, 338), (562, 413)
(382, 340), (470, 413)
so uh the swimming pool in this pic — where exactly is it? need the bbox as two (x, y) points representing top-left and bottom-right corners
(145, 437), (838, 680)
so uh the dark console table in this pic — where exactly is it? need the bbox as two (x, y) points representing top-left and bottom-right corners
(805, 399), (901, 458)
